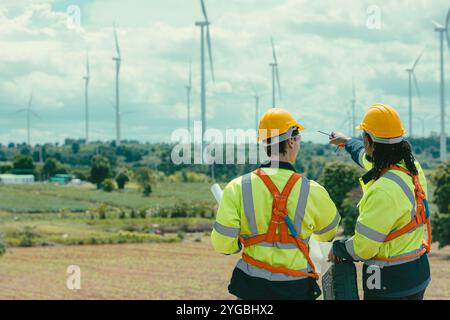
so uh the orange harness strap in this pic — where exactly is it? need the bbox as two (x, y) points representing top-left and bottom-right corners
(373, 165), (431, 262)
(239, 169), (319, 279)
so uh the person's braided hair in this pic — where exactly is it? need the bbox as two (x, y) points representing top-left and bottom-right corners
(365, 133), (418, 180)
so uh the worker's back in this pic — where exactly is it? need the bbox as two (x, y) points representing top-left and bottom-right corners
(211, 162), (340, 299)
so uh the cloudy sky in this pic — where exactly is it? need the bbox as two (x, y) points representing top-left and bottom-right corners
(0, 0), (449, 145)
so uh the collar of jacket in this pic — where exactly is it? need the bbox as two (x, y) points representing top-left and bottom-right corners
(260, 161), (296, 172)
(362, 169), (375, 184)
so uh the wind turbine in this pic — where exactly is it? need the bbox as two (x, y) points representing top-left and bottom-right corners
(195, 0), (215, 150)
(270, 37), (281, 108)
(14, 91), (41, 146)
(83, 50), (90, 143)
(195, 0), (216, 182)
(112, 23), (122, 146)
(406, 47), (425, 138)
(432, 7), (450, 162)
(250, 82), (260, 132)
(186, 61), (192, 132)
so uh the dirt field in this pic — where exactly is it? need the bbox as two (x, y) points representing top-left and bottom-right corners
(0, 238), (448, 300)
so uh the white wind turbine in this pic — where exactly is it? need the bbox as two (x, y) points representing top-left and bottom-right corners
(270, 37), (281, 108)
(112, 23), (122, 146)
(186, 61), (192, 132)
(195, 0), (215, 150)
(406, 47), (425, 138)
(432, 7), (450, 162)
(83, 50), (90, 143)
(14, 91), (41, 146)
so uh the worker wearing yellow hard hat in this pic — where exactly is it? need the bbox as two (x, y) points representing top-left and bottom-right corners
(329, 103), (431, 300)
(211, 107), (340, 300)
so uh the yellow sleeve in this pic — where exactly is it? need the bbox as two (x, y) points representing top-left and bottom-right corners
(361, 152), (374, 171)
(347, 187), (398, 260)
(308, 181), (341, 242)
(210, 178), (242, 255)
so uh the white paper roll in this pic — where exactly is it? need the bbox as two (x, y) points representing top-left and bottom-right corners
(210, 183), (223, 204)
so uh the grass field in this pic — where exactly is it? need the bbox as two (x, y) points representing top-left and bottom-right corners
(0, 237), (448, 300)
(0, 182), (215, 213)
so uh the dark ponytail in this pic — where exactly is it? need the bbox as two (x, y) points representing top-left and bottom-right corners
(371, 138), (418, 180)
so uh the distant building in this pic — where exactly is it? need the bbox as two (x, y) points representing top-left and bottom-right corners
(49, 174), (73, 184)
(0, 174), (35, 185)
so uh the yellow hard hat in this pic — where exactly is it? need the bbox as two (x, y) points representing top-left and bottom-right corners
(356, 103), (406, 144)
(258, 108), (304, 143)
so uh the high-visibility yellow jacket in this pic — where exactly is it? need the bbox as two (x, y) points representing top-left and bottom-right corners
(344, 150), (428, 266)
(211, 162), (340, 281)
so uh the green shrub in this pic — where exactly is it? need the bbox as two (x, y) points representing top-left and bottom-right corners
(102, 179), (116, 192)
(143, 184), (152, 197)
(318, 161), (361, 213)
(116, 170), (130, 189)
(177, 231), (185, 241)
(95, 204), (108, 219)
(19, 226), (38, 247)
(432, 212), (450, 248)
(340, 188), (363, 236)
(432, 161), (450, 213)
(0, 236), (7, 256)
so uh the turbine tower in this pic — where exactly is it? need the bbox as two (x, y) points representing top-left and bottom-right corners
(432, 8), (450, 162)
(270, 37), (281, 108)
(83, 50), (90, 143)
(186, 61), (192, 132)
(112, 23), (122, 146)
(195, 0), (215, 150)
(406, 48), (425, 138)
(251, 82), (260, 132)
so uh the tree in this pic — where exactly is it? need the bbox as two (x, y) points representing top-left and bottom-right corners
(134, 167), (153, 188)
(318, 161), (361, 213)
(432, 161), (450, 213)
(340, 188), (363, 236)
(0, 236), (6, 256)
(90, 156), (111, 189)
(12, 155), (35, 174)
(431, 161), (450, 248)
(102, 179), (116, 192)
(42, 158), (58, 179)
(72, 142), (80, 154)
(116, 170), (130, 189)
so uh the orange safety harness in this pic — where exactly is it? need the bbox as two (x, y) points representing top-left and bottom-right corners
(373, 165), (432, 262)
(239, 169), (319, 279)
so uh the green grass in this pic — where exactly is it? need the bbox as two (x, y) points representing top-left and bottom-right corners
(0, 182), (214, 213)
(0, 181), (216, 248)
(0, 214), (212, 247)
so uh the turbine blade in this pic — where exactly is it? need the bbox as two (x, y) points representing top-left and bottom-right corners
(113, 23), (121, 58)
(446, 7), (450, 50)
(432, 19), (444, 29)
(275, 66), (281, 99)
(412, 72), (422, 102)
(30, 110), (41, 120)
(200, 0), (209, 22)
(411, 47), (425, 70)
(271, 37), (278, 63)
(206, 26), (215, 82)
